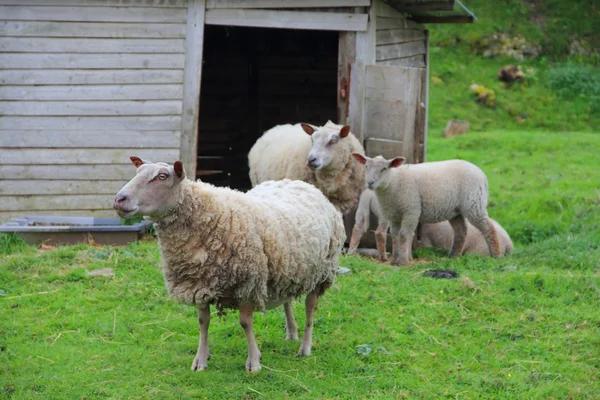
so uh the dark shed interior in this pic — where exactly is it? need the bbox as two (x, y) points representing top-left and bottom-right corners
(196, 26), (339, 190)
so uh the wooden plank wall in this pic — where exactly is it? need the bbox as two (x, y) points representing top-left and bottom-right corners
(0, 0), (187, 220)
(374, 0), (427, 68)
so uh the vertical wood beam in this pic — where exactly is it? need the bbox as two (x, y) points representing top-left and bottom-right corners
(180, 0), (206, 177)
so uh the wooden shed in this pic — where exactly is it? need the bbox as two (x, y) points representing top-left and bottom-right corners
(0, 0), (475, 221)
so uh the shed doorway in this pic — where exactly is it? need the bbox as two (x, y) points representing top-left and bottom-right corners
(196, 26), (339, 190)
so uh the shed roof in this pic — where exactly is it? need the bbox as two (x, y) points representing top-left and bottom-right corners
(385, 0), (477, 24)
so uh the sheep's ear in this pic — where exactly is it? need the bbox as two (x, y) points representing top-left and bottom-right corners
(130, 156), (144, 168)
(301, 123), (315, 135)
(339, 125), (351, 138)
(173, 161), (185, 179)
(390, 157), (406, 168)
(352, 153), (367, 165)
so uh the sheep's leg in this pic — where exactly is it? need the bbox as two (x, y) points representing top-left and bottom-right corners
(239, 304), (261, 373)
(347, 222), (365, 256)
(297, 291), (318, 356)
(390, 218), (418, 266)
(449, 215), (468, 257)
(283, 302), (299, 341)
(469, 216), (502, 258)
(191, 305), (211, 371)
(375, 220), (389, 262)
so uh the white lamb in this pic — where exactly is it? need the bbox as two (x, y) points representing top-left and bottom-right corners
(348, 189), (513, 260)
(248, 121), (366, 214)
(351, 154), (502, 265)
(113, 156), (346, 373)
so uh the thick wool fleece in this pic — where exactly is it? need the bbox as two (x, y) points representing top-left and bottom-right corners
(248, 122), (366, 214)
(151, 179), (345, 312)
(417, 218), (513, 256)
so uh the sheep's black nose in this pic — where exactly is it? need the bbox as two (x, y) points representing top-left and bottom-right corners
(307, 157), (318, 168)
(115, 194), (128, 204)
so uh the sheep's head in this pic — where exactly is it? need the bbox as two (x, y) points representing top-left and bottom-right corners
(301, 121), (352, 172)
(351, 153), (405, 190)
(113, 157), (186, 220)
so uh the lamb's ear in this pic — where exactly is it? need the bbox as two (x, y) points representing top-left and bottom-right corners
(351, 153), (367, 165)
(339, 125), (351, 138)
(390, 157), (406, 168)
(173, 161), (185, 179)
(130, 156), (144, 168)
(300, 123), (315, 135)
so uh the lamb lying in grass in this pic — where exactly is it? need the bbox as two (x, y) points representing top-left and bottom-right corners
(113, 157), (346, 373)
(351, 155), (501, 265)
(248, 121), (365, 215)
(348, 189), (513, 260)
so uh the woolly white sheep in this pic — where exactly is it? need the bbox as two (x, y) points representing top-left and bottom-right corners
(351, 155), (502, 265)
(348, 189), (513, 260)
(113, 157), (346, 373)
(417, 218), (513, 256)
(248, 121), (366, 214)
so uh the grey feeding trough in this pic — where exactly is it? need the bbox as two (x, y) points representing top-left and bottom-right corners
(0, 216), (152, 246)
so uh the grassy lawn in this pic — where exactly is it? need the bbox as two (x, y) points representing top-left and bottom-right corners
(1, 130), (599, 399)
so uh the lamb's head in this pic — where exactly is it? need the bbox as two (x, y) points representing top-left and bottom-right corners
(351, 153), (405, 190)
(113, 156), (186, 220)
(301, 121), (353, 172)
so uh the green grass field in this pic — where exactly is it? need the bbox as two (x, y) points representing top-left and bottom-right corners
(2, 130), (599, 399)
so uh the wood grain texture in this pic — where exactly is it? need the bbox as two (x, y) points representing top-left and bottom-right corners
(206, 0), (369, 8)
(0, 5), (186, 22)
(1, 38), (185, 53)
(0, 70), (184, 85)
(1, 54), (185, 69)
(0, 130), (180, 148)
(0, 116), (182, 130)
(1, 148), (180, 165)
(0, 0), (187, 6)
(1, 194), (117, 211)
(365, 137), (403, 159)
(179, 0), (205, 178)
(0, 85), (183, 100)
(376, 40), (426, 61)
(0, 180), (127, 196)
(205, 9), (369, 31)
(375, 54), (425, 67)
(0, 21), (186, 38)
(1, 164), (138, 180)
(0, 100), (183, 116)
(376, 28), (425, 45)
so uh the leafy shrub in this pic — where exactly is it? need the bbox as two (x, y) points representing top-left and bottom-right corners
(547, 63), (600, 110)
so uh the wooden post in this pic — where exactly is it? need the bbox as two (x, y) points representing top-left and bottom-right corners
(422, 29), (430, 162)
(180, 0), (206, 177)
(337, 31), (356, 125)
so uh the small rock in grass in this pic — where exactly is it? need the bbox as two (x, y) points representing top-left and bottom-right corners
(86, 268), (115, 277)
(423, 269), (459, 279)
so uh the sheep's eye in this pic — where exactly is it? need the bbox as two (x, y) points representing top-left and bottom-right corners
(158, 173), (168, 180)
(327, 138), (338, 146)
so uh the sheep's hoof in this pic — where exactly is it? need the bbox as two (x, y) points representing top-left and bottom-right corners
(286, 332), (299, 341)
(191, 359), (208, 372)
(245, 360), (262, 374)
(297, 347), (312, 357)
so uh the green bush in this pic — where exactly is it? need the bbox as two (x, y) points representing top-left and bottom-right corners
(546, 63), (600, 110)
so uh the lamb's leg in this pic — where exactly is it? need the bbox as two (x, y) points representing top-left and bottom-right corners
(283, 302), (299, 341)
(390, 217), (418, 266)
(375, 220), (389, 262)
(347, 222), (364, 256)
(297, 291), (318, 356)
(191, 305), (211, 371)
(449, 215), (468, 257)
(239, 304), (261, 373)
(469, 216), (501, 258)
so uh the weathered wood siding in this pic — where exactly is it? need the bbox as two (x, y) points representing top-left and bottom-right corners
(375, 0), (427, 68)
(0, 0), (187, 220)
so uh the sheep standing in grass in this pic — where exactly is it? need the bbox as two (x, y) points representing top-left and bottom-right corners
(351, 154), (501, 265)
(348, 189), (513, 260)
(248, 121), (366, 214)
(113, 157), (345, 373)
